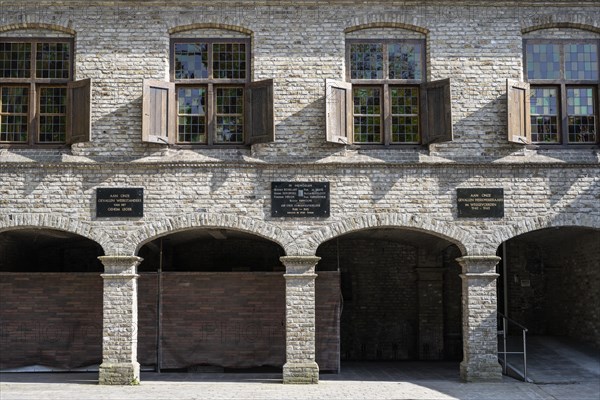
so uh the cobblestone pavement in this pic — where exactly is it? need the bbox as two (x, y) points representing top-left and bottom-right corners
(1, 362), (599, 400)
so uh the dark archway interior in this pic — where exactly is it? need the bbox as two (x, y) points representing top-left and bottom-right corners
(498, 227), (600, 349)
(137, 229), (285, 272)
(0, 228), (104, 272)
(0, 229), (104, 371)
(316, 228), (463, 362)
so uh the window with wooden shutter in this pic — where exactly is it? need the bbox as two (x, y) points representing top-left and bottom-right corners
(0, 38), (76, 147)
(325, 79), (352, 144)
(523, 39), (599, 145)
(421, 78), (453, 144)
(245, 79), (274, 145)
(506, 79), (531, 144)
(142, 79), (175, 144)
(67, 78), (92, 144)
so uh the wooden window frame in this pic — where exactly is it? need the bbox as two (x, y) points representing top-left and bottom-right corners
(523, 39), (600, 147)
(331, 39), (451, 147)
(0, 37), (86, 148)
(170, 38), (250, 147)
(346, 39), (425, 147)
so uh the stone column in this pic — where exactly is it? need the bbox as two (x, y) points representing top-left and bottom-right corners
(280, 256), (320, 384)
(457, 255), (503, 382)
(416, 267), (444, 360)
(98, 256), (142, 385)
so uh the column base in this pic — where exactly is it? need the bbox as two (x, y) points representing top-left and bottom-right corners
(283, 362), (319, 384)
(99, 362), (140, 385)
(460, 357), (502, 382)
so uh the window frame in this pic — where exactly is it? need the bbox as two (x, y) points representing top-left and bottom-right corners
(523, 38), (600, 147)
(0, 37), (75, 147)
(169, 37), (251, 147)
(345, 38), (426, 147)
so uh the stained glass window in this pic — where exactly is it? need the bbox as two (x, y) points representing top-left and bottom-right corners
(567, 87), (596, 143)
(174, 43), (208, 79)
(389, 44), (423, 80)
(526, 43), (560, 80)
(391, 87), (419, 143)
(177, 87), (206, 143)
(0, 43), (31, 78)
(351, 43), (384, 80)
(530, 87), (559, 143)
(353, 87), (382, 143)
(565, 43), (598, 80)
(0, 86), (29, 142)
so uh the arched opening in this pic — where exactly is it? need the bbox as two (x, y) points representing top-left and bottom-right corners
(497, 227), (600, 382)
(0, 228), (104, 372)
(136, 228), (289, 372)
(315, 227), (464, 373)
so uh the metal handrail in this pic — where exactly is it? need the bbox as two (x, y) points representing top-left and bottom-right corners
(497, 312), (528, 382)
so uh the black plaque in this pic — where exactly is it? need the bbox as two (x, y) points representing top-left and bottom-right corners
(271, 182), (330, 217)
(457, 188), (504, 218)
(97, 188), (144, 218)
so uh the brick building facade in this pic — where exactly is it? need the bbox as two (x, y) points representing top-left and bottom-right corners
(0, 0), (599, 385)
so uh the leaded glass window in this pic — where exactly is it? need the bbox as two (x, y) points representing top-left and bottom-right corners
(525, 39), (599, 145)
(348, 39), (425, 145)
(0, 38), (73, 145)
(171, 38), (249, 145)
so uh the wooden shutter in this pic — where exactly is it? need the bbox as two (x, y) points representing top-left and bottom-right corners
(245, 79), (274, 145)
(325, 79), (352, 144)
(67, 78), (92, 144)
(142, 79), (175, 144)
(421, 78), (453, 144)
(506, 79), (531, 144)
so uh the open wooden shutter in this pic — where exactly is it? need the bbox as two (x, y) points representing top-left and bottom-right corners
(421, 78), (453, 144)
(245, 79), (274, 145)
(67, 78), (92, 144)
(142, 79), (175, 144)
(325, 79), (352, 144)
(506, 79), (531, 144)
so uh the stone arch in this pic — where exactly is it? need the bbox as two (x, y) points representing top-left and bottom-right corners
(132, 213), (295, 255)
(168, 23), (252, 36)
(305, 213), (469, 255)
(344, 22), (429, 35)
(490, 213), (600, 252)
(0, 213), (107, 252)
(522, 22), (600, 35)
(0, 23), (76, 35)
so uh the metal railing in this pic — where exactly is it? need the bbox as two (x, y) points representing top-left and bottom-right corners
(498, 312), (528, 382)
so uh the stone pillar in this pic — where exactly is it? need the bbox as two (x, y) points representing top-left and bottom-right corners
(98, 256), (142, 385)
(416, 267), (444, 360)
(280, 256), (320, 384)
(457, 255), (503, 382)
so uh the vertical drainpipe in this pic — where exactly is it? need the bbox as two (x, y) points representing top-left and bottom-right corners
(156, 239), (163, 373)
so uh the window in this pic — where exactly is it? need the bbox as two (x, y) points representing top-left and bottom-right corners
(0, 38), (91, 145)
(142, 38), (274, 146)
(326, 38), (452, 146)
(509, 39), (599, 145)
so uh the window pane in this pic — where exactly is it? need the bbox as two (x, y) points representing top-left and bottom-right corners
(567, 87), (596, 143)
(389, 43), (422, 80)
(0, 42), (31, 78)
(353, 87), (381, 143)
(350, 43), (383, 80)
(213, 43), (247, 80)
(0, 87), (29, 142)
(38, 87), (66, 142)
(174, 43), (208, 80)
(565, 43), (598, 80)
(36, 42), (70, 79)
(215, 87), (244, 143)
(530, 87), (559, 143)
(526, 43), (560, 80)
(391, 87), (419, 143)
(177, 87), (206, 143)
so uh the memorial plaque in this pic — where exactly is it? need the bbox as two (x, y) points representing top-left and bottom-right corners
(457, 188), (504, 218)
(271, 182), (330, 217)
(96, 188), (144, 218)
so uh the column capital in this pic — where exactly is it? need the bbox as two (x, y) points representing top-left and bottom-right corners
(280, 256), (321, 275)
(98, 256), (143, 275)
(456, 255), (501, 274)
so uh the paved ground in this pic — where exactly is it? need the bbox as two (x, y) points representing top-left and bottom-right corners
(1, 361), (599, 400)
